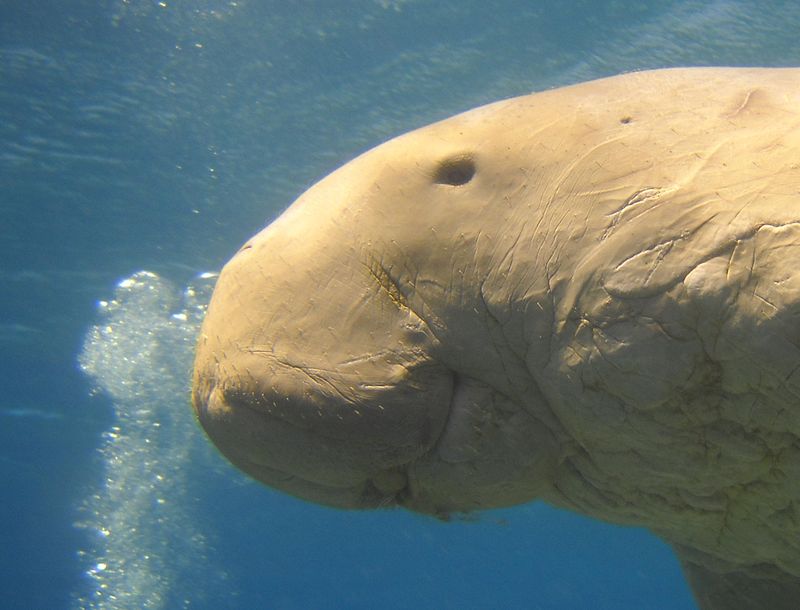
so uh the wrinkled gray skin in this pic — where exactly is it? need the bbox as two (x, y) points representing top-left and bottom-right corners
(193, 68), (800, 609)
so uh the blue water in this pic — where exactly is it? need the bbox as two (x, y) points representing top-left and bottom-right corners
(3, 1), (799, 608)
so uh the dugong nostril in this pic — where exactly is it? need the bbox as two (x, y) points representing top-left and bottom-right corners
(433, 154), (475, 186)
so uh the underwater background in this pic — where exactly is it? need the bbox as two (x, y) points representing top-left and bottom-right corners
(3, 1), (800, 608)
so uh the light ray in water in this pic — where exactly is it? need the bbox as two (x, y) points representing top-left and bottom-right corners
(0, 407), (63, 420)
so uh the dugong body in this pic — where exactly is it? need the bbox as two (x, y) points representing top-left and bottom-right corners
(193, 68), (800, 609)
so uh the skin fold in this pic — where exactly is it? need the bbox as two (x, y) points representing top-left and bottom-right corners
(192, 67), (800, 609)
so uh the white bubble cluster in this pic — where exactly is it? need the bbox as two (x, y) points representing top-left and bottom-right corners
(74, 271), (226, 610)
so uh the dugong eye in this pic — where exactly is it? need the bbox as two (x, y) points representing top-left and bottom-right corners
(432, 154), (476, 186)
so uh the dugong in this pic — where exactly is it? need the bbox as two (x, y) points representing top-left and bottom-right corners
(192, 67), (800, 609)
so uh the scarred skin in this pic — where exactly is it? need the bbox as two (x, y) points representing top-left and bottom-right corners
(192, 67), (800, 609)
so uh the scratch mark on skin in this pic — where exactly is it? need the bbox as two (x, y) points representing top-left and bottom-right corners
(726, 89), (757, 118)
(602, 186), (672, 241)
(336, 350), (396, 367)
(725, 240), (754, 285)
(362, 255), (409, 309)
(541, 135), (627, 223)
(611, 214), (716, 275)
(785, 363), (800, 383)
(752, 290), (778, 313)
(276, 359), (353, 402)
(493, 228), (524, 278)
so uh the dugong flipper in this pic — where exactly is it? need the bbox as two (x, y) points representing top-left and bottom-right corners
(192, 67), (800, 609)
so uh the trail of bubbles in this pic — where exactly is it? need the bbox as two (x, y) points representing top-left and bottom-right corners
(74, 271), (228, 610)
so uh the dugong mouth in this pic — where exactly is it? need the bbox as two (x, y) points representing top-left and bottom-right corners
(192, 344), (458, 513)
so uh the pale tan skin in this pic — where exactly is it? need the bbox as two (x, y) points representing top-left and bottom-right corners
(193, 68), (800, 609)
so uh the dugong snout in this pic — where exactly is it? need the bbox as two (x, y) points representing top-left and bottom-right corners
(193, 355), (453, 509)
(192, 215), (459, 510)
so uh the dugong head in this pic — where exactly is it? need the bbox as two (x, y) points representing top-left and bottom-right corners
(192, 86), (562, 516)
(193, 67), (800, 525)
